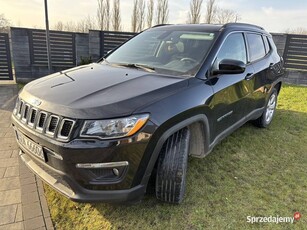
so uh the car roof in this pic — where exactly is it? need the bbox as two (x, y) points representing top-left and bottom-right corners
(150, 23), (269, 35)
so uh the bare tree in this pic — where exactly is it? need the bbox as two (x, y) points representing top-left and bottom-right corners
(53, 21), (64, 31)
(156, 0), (169, 24)
(112, 0), (121, 31)
(97, 0), (110, 31)
(285, 27), (307, 35)
(64, 21), (77, 32)
(187, 0), (203, 24)
(204, 0), (216, 24)
(137, 0), (146, 31)
(147, 0), (154, 28)
(0, 14), (10, 33)
(97, 0), (105, 30)
(215, 8), (240, 24)
(76, 15), (96, 33)
(131, 0), (146, 32)
(131, 0), (138, 32)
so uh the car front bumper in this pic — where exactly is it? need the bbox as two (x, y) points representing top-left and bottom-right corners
(19, 150), (146, 203)
(12, 115), (155, 203)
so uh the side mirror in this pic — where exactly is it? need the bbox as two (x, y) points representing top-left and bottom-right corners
(212, 59), (246, 75)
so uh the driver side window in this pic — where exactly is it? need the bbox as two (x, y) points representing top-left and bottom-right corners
(213, 33), (247, 69)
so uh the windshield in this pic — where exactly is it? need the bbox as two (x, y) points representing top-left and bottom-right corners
(104, 30), (216, 76)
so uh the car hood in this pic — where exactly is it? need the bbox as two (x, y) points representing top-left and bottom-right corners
(20, 63), (188, 119)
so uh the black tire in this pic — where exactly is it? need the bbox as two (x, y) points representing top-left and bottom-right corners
(253, 88), (278, 128)
(156, 127), (190, 204)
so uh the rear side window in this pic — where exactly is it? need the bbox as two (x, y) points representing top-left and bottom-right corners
(247, 33), (266, 62)
(263, 36), (270, 54)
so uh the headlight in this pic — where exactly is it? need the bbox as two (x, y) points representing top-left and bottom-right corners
(80, 114), (149, 139)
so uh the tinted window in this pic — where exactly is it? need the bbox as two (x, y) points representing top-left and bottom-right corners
(263, 36), (270, 54)
(214, 33), (247, 69)
(247, 33), (266, 62)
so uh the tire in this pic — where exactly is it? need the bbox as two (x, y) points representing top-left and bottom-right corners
(253, 88), (278, 128)
(156, 127), (190, 204)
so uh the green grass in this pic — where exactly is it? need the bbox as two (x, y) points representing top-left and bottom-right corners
(45, 84), (307, 230)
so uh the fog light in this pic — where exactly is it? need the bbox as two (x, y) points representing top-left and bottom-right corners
(113, 168), (119, 176)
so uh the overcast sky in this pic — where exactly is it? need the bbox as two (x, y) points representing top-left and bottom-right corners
(1, 0), (307, 33)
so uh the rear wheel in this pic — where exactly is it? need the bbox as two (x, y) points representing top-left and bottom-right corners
(253, 88), (278, 128)
(156, 128), (190, 204)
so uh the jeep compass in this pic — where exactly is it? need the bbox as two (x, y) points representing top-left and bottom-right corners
(12, 23), (283, 204)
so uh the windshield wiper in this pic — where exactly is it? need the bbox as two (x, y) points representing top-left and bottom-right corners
(101, 57), (110, 64)
(115, 63), (156, 72)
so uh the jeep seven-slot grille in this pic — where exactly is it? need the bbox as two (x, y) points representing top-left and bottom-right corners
(14, 99), (75, 140)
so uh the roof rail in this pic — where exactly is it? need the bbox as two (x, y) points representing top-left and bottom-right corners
(222, 23), (264, 30)
(152, 24), (172, 28)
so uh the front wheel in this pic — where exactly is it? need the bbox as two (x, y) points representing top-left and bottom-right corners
(253, 88), (278, 128)
(155, 128), (190, 204)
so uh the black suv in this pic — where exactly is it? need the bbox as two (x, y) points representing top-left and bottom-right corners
(12, 23), (283, 204)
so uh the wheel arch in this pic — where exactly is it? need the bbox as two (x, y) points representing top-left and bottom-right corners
(138, 114), (210, 187)
(274, 81), (282, 95)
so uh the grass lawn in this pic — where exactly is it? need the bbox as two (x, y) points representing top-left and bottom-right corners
(45, 84), (307, 230)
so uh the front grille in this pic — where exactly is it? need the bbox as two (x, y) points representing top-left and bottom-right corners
(47, 116), (59, 134)
(13, 98), (75, 141)
(37, 112), (47, 129)
(22, 104), (29, 121)
(60, 119), (74, 137)
(29, 108), (37, 125)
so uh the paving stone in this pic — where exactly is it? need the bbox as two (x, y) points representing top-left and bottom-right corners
(21, 183), (37, 194)
(0, 221), (24, 230)
(24, 216), (45, 229)
(20, 176), (36, 186)
(4, 166), (19, 177)
(0, 158), (18, 168)
(19, 166), (33, 176)
(0, 122), (11, 128)
(22, 202), (42, 220)
(15, 204), (23, 222)
(0, 150), (13, 159)
(10, 150), (19, 158)
(1, 92), (53, 230)
(5, 132), (17, 138)
(0, 137), (17, 144)
(0, 140), (19, 151)
(21, 191), (39, 205)
(0, 177), (20, 191)
(0, 205), (18, 225)
(0, 189), (21, 206)
(0, 168), (5, 178)
(0, 127), (12, 133)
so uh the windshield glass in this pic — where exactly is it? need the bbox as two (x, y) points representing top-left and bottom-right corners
(104, 30), (216, 76)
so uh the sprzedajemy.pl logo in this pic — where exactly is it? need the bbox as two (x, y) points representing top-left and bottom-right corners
(247, 212), (301, 224)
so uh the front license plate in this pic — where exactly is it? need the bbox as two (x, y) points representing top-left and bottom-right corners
(16, 130), (45, 161)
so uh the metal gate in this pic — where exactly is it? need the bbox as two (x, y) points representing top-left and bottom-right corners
(0, 33), (13, 80)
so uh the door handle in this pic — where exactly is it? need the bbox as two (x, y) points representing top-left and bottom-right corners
(245, 73), (254, 80)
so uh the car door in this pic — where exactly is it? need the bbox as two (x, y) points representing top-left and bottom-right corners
(209, 32), (255, 140)
(244, 33), (271, 114)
